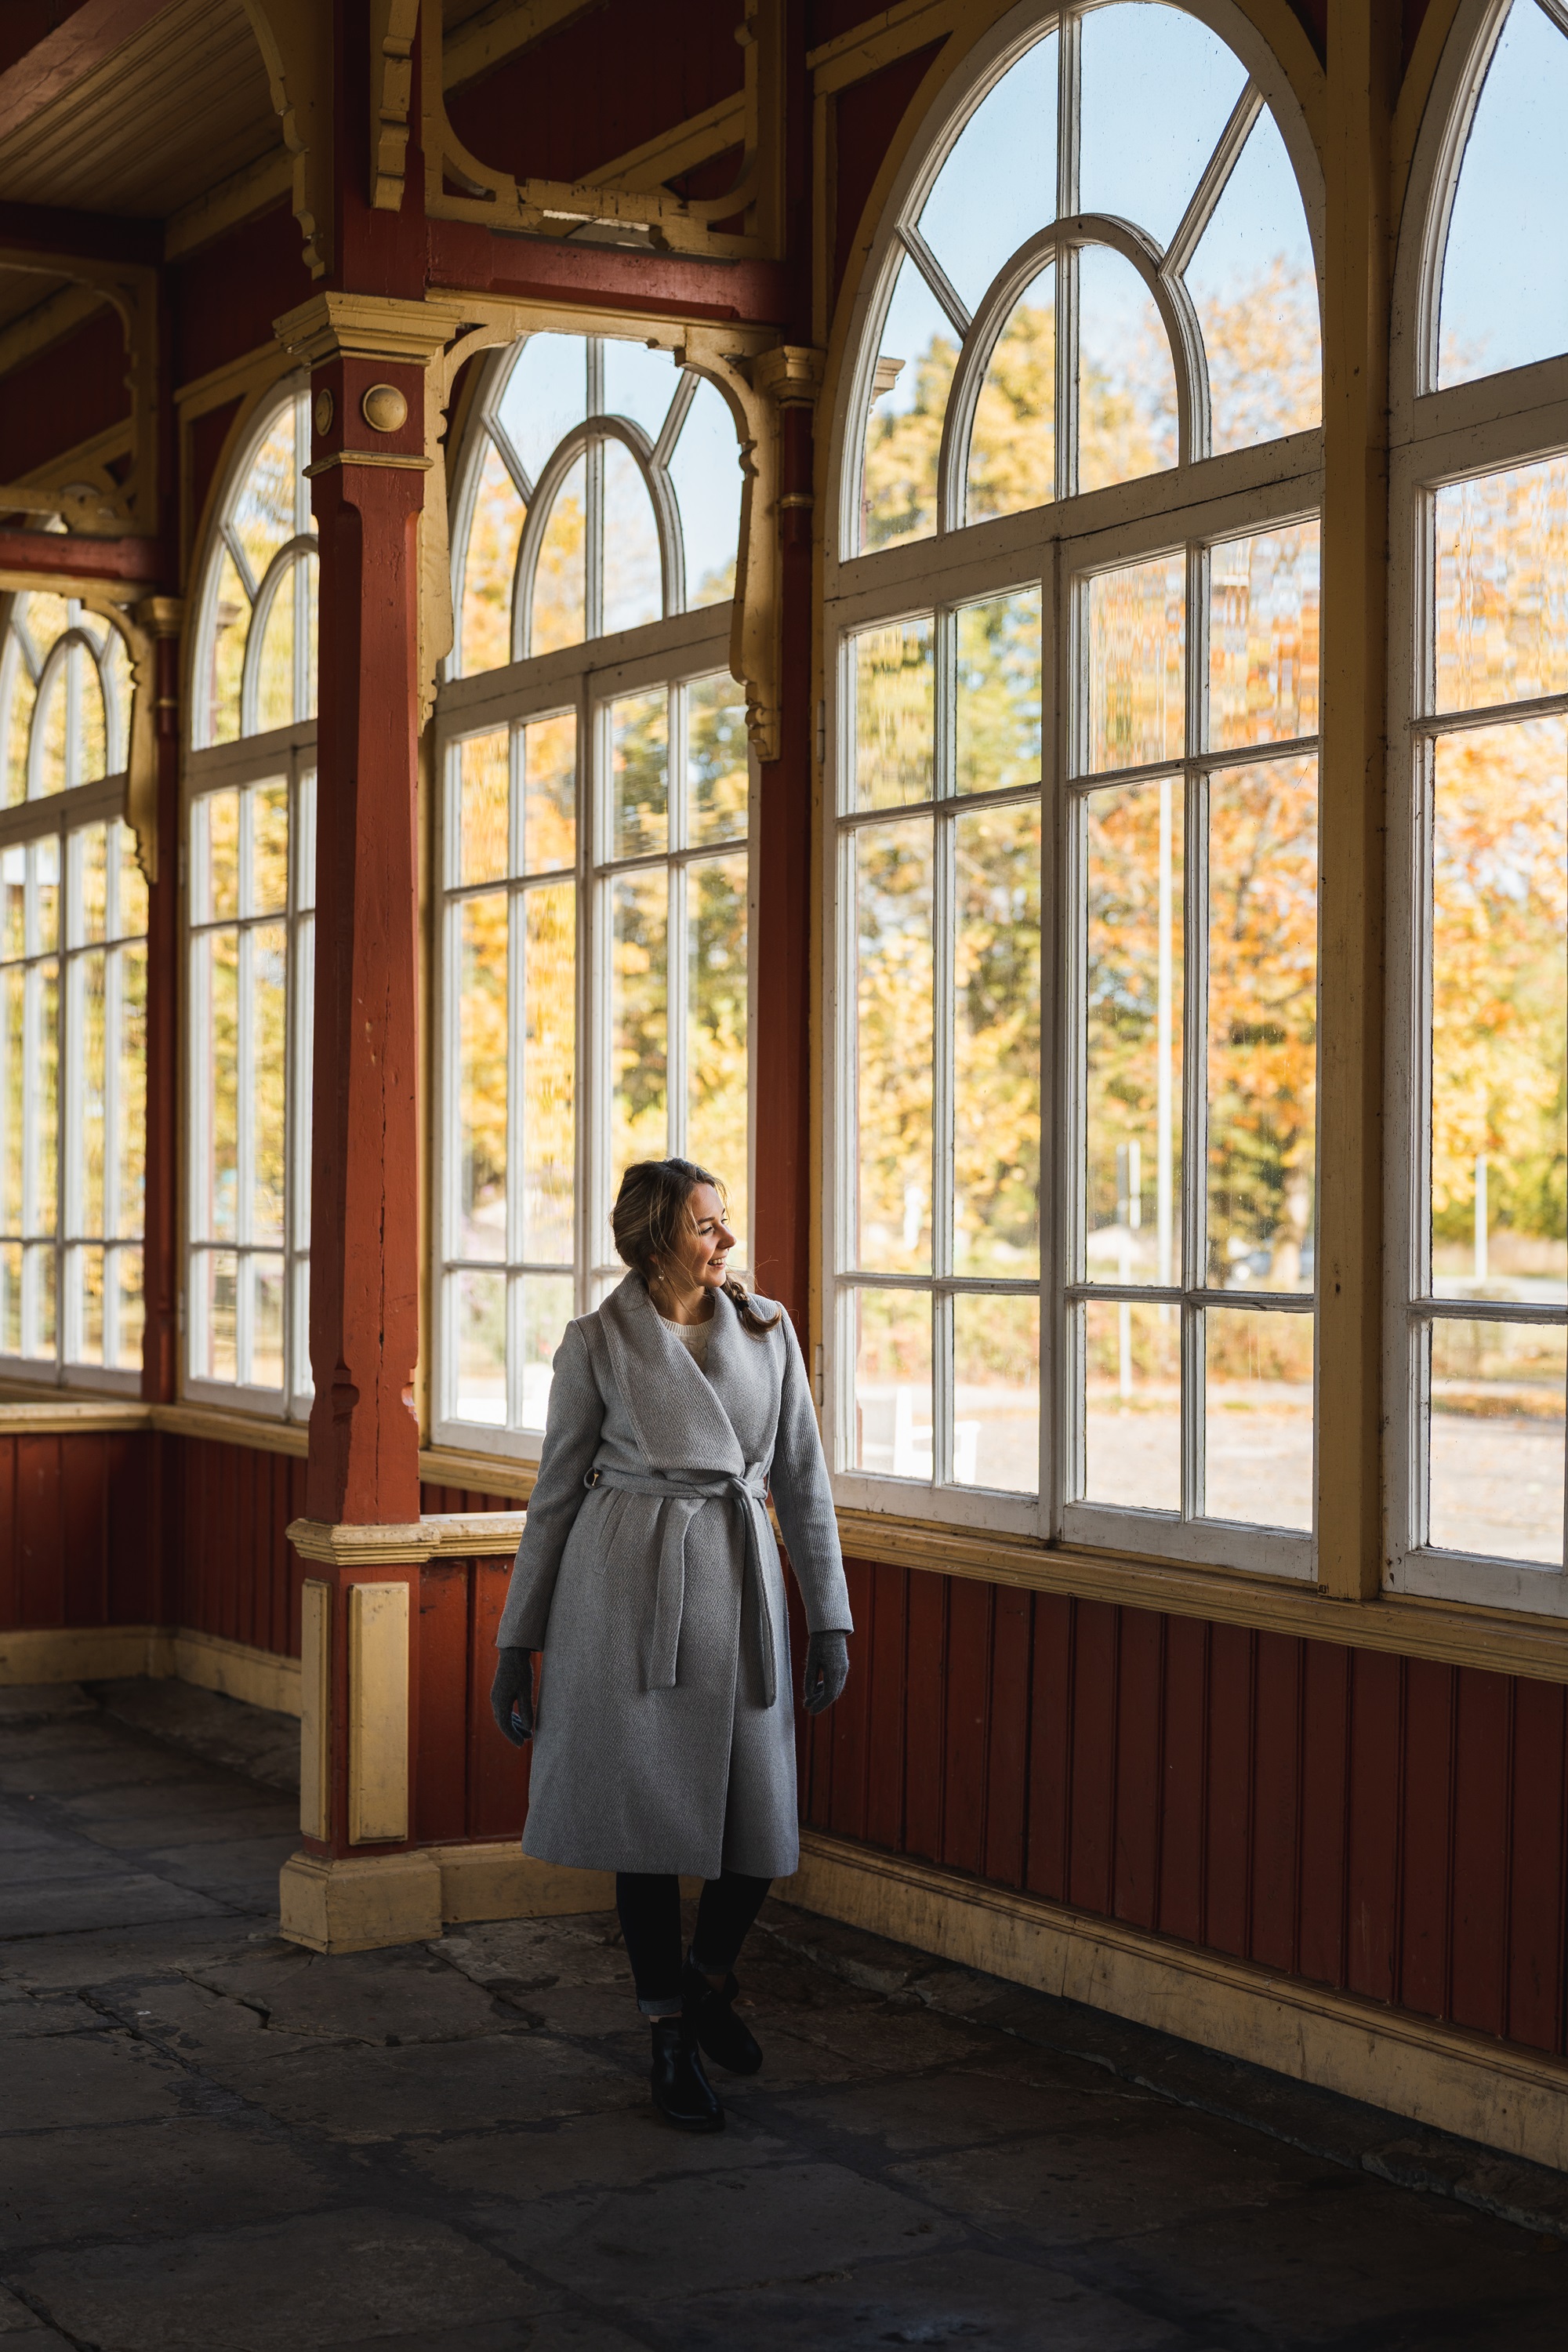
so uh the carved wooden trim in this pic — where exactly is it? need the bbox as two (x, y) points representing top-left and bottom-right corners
(370, 0), (422, 211)
(239, 0), (333, 278)
(0, 252), (158, 538)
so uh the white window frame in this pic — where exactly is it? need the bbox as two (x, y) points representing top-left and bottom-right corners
(1385, 0), (1568, 1614)
(822, 0), (1325, 1567)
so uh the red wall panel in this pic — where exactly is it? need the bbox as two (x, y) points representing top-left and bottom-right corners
(0, 1428), (157, 1631)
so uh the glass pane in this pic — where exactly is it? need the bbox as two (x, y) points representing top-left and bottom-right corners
(531, 456), (587, 655)
(967, 266), (1054, 525)
(27, 1240), (56, 1359)
(76, 823), (107, 946)
(1, 847), (20, 962)
(612, 867), (668, 1187)
(117, 942), (147, 1240)
(955, 803), (1040, 1276)
(853, 619), (934, 812)
(851, 1289), (932, 1478)
(1207, 757), (1318, 1294)
(1433, 458), (1568, 715)
(256, 561), (296, 734)
(861, 251), (955, 552)
(522, 712), (576, 873)
(1084, 554), (1185, 773)
(232, 406), (298, 583)
(0, 967), (19, 1236)
(669, 376), (742, 605)
(1079, 246), (1178, 493)
(32, 837), (58, 956)
(1428, 1316), (1566, 1563)
(521, 1271), (575, 1431)
(201, 929), (239, 1242)
(1080, 2), (1247, 249)
(251, 781), (289, 915)
(918, 34), (1056, 315)
(201, 1250), (238, 1383)
(302, 555), (318, 723)
(33, 960), (57, 1238)
(459, 891), (507, 1261)
(1082, 1298), (1181, 1511)
(1186, 107), (1322, 451)
(954, 1291), (1038, 1494)
(296, 769), (316, 916)
(1439, 0), (1568, 388)
(201, 789), (240, 924)
(252, 922), (287, 1247)
(0, 1242), (17, 1352)
(70, 1243), (103, 1366)
(1203, 1305), (1314, 1529)
(456, 1267), (507, 1424)
(78, 947), (106, 1238)
(496, 332), (587, 486)
(956, 590), (1041, 794)
(1085, 779), (1184, 1285)
(35, 662), (66, 797)
(602, 339), (679, 445)
(611, 688), (668, 858)
(252, 1254), (285, 1390)
(2, 650), (33, 807)
(856, 818), (933, 1273)
(114, 1244), (144, 1372)
(118, 821), (148, 942)
(602, 441), (662, 637)
(460, 438), (527, 677)
(688, 673), (749, 846)
(460, 728), (510, 886)
(205, 548), (247, 747)
(688, 852), (749, 1247)
(1208, 521), (1321, 751)
(521, 880), (575, 1264)
(104, 628), (132, 773)
(74, 644), (107, 784)
(1431, 719), (1568, 1305)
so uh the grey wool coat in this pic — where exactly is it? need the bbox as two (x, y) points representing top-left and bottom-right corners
(496, 1274), (852, 1880)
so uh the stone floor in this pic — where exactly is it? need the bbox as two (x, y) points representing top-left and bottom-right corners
(4, 1684), (1568, 2350)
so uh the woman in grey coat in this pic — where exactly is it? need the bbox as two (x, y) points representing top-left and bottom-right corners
(491, 1157), (852, 2132)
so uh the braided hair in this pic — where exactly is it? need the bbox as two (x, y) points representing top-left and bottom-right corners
(610, 1158), (780, 1338)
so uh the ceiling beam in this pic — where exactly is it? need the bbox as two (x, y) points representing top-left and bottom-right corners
(0, 528), (162, 586)
(0, 280), (106, 379)
(165, 145), (292, 263)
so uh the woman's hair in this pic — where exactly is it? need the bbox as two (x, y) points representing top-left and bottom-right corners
(611, 1158), (780, 1338)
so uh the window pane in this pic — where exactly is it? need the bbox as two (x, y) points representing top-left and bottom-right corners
(1185, 107), (1322, 450)
(1083, 554), (1185, 773)
(669, 376), (741, 604)
(33, 837), (59, 956)
(2, 653), (34, 806)
(2, 848), (20, 960)
(459, 892), (507, 1261)
(496, 332), (586, 486)
(461, 438), (526, 677)
(1085, 779), (1183, 1285)
(69, 1244), (103, 1366)
(1431, 720), (1567, 1306)
(523, 713), (575, 873)
(76, 823), (107, 946)
(256, 562), (296, 734)
(201, 790), (240, 924)
(456, 1267), (506, 1425)
(201, 929), (239, 1242)
(954, 1291), (1038, 1494)
(252, 1254), (285, 1390)
(117, 821), (147, 942)
(956, 590), (1041, 795)
(861, 252), (954, 552)
(955, 802), (1040, 1275)
(201, 1251), (238, 1382)
(460, 728), (510, 886)
(602, 441), (662, 637)
(74, 644), (107, 786)
(688, 674), (748, 846)
(612, 689), (668, 858)
(253, 923), (287, 1247)
(531, 456), (587, 655)
(0, 968), (20, 1237)
(27, 1239), (56, 1358)
(35, 662), (67, 797)
(1080, 2), (1246, 248)
(78, 947), (106, 1238)
(521, 880), (575, 1264)
(917, 34), (1056, 314)
(612, 867), (668, 1185)
(1207, 757), (1318, 1294)
(1081, 1298), (1180, 1511)
(1428, 1316), (1565, 1563)
(521, 1271), (575, 1431)
(117, 944), (146, 1240)
(602, 340), (679, 446)
(851, 1289), (932, 1477)
(853, 619), (934, 811)
(856, 818), (933, 1273)
(232, 407), (298, 583)
(1203, 1305), (1313, 1530)
(1078, 246), (1178, 493)
(967, 266), (1054, 525)
(1438, 0), (1568, 389)
(33, 960), (57, 1237)
(114, 1244), (143, 1372)
(1208, 522), (1321, 751)
(688, 852), (749, 1248)
(252, 781), (289, 915)
(1433, 458), (1568, 715)
(0, 1243), (16, 1352)
(205, 549), (247, 747)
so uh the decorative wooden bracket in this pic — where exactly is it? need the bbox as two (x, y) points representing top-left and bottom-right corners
(370, 0), (422, 211)
(239, 0), (334, 278)
(0, 254), (158, 539)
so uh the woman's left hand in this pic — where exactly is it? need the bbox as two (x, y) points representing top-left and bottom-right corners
(802, 1629), (849, 1715)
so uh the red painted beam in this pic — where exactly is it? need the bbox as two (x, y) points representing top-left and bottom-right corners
(0, 0), (173, 142)
(0, 528), (162, 585)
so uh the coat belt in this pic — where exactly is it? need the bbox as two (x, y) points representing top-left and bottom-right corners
(588, 1465), (777, 1706)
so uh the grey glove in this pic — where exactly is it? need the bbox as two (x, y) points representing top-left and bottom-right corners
(490, 1647), (535, 1746)
(802, 1629), (850, 1716)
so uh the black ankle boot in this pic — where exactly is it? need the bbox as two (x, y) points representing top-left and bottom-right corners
(648, 2018), (724, 2131)
(684, 1957), (763, 2076)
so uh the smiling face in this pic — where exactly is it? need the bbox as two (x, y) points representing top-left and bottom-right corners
(665, 1181), (735, 1297)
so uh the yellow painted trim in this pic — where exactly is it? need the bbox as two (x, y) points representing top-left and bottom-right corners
(0, 1624), (169, 1686)
(279, 1849), (441, 1954)
(808, 0), (960, 92)
(0, 1401), (151, 1433)
(347, 1581), (410, 1846)
(165, 149), (293, 265)
(419, 1443), (538, 1501)
(299, 1584), (331, 1839)
(782, 1831), (1568, 2173)
(152, 1402), (310, 1457)
(170, 1628), (302, 1718)
(427, 1842), (615, 1925)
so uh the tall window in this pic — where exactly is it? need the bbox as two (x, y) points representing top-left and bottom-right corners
(437, 330), (750, 1451)
(185, 382), (315, 1414)
(1390, 0), (1568, 1609)
(0, 593), (143, 1384)
(829, 3), (1323, 1565)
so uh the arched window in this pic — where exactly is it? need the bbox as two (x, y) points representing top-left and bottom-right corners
(184, 381), (316, 1414)
(827, 4), (1323, 1566)
(436, 330), (750, 1447)
(0, 590), (145, 1381)
(1388, 0), (1568, 1610)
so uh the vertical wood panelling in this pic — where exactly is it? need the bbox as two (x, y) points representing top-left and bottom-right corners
(416, 1563), (470, 1846)
(940, 1576), (993, 1878)
(828, 1556), (875, 1843)
(1203, 1624), (1255, 1959)
(1346, 1650), (1403, 2004)
(1398, 1657), (1455, 2020)
(1298, 1638), (1351, 1991)
(1067, 1600), (1117, 1918)
(1024, 1590), (1073, 1903)
(902, 1566), (946, 1862)
(1250, 1632), (1304, 1974)
(1507, 1678), (1566, 2054)
(865, 1560), (909, 1853)
(1448, 1668), (1511, 2038)
(466, 1559), (530, 1839)
(1156, 1611), (1208, 1947)
(1112, 1608), (1163, 1932)
(982, 1584), (1032, 1889)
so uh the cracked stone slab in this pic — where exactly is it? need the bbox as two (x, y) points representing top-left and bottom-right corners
(2, 2031), (191, 2130)
(89, 1679), (303, 1796)
(191, 1943), (527, 2045)
(0, 1991), (103, 2040)
(435, 1914), (631, 1992)
(0, 1871), (227, 1940)
(756, 2059), (1157, 2160)
(0, 1919), (269, 1991)
(404, 2109), (793, 2202)
(0, 1686), (96, 1728)
(0, 2119), (343, 2256)
(204, 2030), (642, 2139)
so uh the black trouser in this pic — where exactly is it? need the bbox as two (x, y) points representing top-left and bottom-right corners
(615, 1868), (771, 2018)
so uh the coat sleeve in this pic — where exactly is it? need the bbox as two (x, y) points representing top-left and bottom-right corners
(766, 1309), (853, 1636)
(495, 1319), (606, 1649)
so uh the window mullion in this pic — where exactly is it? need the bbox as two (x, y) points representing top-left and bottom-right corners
(579, 681), (601, 1316)
(1181, 540), (1210, 1522)
(667, 857), (688, 1162)
(1055, 9), (1080, 506)
(932, 608), (956, 1486)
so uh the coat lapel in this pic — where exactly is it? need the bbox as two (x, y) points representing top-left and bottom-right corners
(599, 1275), (746, 1475)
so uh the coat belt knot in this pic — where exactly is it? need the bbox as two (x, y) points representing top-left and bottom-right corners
(590, 1465), (776, 1707)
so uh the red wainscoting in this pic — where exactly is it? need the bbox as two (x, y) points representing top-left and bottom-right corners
(173, 1437), (310, 1660)
(414, 1478), (532, 1846)
(804, 1560), (1568, 2062)
(0, 1426), (160, 1629)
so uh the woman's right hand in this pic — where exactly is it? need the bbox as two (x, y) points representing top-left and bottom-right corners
(490, 1647), (536, 1745)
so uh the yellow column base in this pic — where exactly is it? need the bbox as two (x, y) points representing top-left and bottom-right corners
(279, 1849), (444, 1954)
